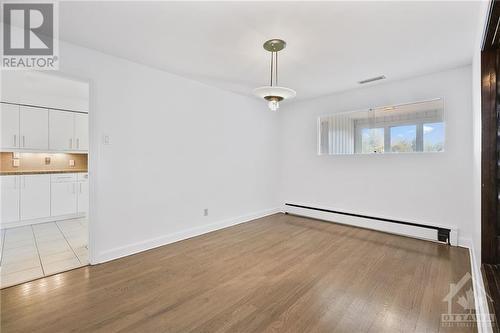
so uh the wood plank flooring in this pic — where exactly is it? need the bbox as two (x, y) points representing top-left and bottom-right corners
(1, 213), (474, 332)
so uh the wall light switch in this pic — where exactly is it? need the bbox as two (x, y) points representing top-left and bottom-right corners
(45, 157), (51, 165)
(204, 209), (208, 216)
(103, 135), (111, 145)
(12, 159), (20, 167)
(69, 159), (75, 167)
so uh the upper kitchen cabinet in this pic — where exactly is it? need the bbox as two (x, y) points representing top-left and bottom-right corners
(20, 106), (49, 150)
(74, 113), (89, 151)
(49, 110), (75, 150)
(1, 103), (20, 149)
(49, 110), (88, 152)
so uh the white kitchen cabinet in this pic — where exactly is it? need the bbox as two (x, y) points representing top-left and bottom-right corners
(51, 182), (77, 216)
(74, 113), (88, 151)
(49, 110), (74, 150)
(1, 176), (20, 225)
(20, 174), (50, 220)
(48, 110), (88, 152)
(20, 106), (48, 150)
(77, 173), (89, 214)
(1, 103), (20, 150)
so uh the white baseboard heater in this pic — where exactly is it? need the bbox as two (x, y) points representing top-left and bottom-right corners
(284, 203), (457, 246)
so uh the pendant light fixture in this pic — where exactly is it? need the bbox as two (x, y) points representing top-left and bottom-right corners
(253, 39), (296, 111)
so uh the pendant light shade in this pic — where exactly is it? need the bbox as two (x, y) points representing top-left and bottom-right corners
(253, 86), (297, 99)
(253, 39), (296, 111)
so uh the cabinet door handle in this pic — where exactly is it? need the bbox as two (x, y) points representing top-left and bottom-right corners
(14, 177), (17, 189)
(22, 135), (25, 147)
(76, 138), (79, 149)
(69, 138), (73, 149)
(79, 183), (82, 194)
(23, 176), (26, 188)
(13, 134), (17, 147)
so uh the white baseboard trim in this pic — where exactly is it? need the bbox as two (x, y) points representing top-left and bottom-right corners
(460, 238), (493, 333)
(93, 207), (281, 264)
(284, 203), (458, 246)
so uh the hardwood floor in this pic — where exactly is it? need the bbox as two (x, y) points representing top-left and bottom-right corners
(1, 213), (474, 332)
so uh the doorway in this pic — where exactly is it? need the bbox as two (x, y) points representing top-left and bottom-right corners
(0, 71), (90, 288)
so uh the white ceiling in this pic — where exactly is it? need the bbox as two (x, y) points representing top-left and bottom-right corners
(59, 1), (481, 100)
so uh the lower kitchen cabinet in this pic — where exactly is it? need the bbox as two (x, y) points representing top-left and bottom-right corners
(20, 174), (51, 221)
(1, 176), (20, 224)
(51, 181), (78, 216)
(0, 172), (88, 228)
(77, 174), (89, 214)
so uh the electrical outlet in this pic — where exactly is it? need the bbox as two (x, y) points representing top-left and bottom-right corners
(12, 159), (20, 167)
(204, 209), (208, 216)
(69, 159), (75, 166)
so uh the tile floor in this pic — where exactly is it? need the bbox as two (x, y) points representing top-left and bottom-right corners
(0, 218), (88, 288)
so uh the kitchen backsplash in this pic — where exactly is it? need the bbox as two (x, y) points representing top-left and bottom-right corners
(0, 152), (88, 172)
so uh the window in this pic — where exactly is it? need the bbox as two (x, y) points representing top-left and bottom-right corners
(361, 128), (384, 153)
(318, 99), (444, 155)
(423, 122), (445, 152)
(390, 125), (416, 152)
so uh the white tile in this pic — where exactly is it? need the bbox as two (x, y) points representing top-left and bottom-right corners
(3, 238), (35, 249)
(37, 243), (71, 257)
(36, 234), (65, 244)
(74, 246), (88, 263)
(66, 237), (86, 249)
(5, 230), (33, 242)
(43, 257), (81, 276)
(3, 245), (38, 257)
(2, 255), (37, 266)
(2, 256), (41, 275)
(5, 226), (32, 235)
(32, 222), (59, 233)
(1, 266), (43, 289)
(56, 220), (83, 230)
(40, 250), (77, 265)
(1, 219), (89, 285)
(0, 229), (5, 246)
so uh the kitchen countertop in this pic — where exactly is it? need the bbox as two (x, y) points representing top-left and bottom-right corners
(0, 170), (88, 176)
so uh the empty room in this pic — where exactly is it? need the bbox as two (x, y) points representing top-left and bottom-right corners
(1, 1), (499, 332)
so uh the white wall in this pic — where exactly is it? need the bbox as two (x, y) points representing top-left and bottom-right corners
(1, 70), (90, 112)
(278, 66), (474, 244)
(53, 41), (280, 262)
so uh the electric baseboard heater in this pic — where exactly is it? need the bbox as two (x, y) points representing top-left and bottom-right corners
(284, 203), (452, 245)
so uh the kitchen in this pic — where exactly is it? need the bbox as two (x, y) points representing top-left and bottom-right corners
(0, 71), (90, 288)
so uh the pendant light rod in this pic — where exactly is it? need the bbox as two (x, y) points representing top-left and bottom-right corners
(270, 51), (274, 86)
(275, 51), (278, 86)
(269, 51), (279, 86)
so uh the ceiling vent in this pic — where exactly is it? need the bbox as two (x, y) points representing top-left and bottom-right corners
(358, 75), (386, 84)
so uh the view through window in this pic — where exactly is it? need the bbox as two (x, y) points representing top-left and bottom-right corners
(318, 99), (444, 155)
